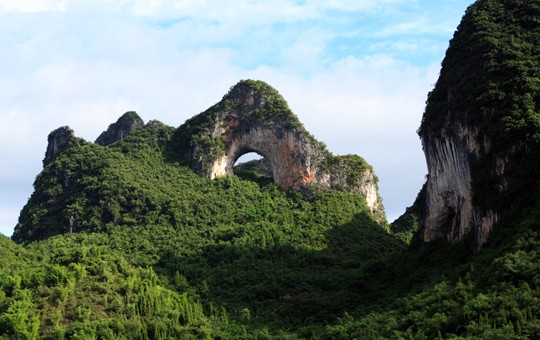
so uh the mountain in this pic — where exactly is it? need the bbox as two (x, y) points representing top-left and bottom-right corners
(415, 0), (540, 251)
(2, 0), (540, 338)
(95, 111), (145, 147)
(170, 80), (385, 219)
(13, 80), (385, 243)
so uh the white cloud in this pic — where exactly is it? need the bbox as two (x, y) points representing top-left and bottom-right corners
(243, 55), (435, 220)
(0, 0), (67, 12)
(0, 0), (473, 235)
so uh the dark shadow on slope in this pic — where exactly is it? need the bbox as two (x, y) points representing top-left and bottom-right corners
(155, 210), (475, 330)
(156, 211), (393, 323)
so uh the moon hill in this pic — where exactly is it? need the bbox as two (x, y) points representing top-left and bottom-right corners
(16, 79), (386, 242)
(2, 0), (540, 338)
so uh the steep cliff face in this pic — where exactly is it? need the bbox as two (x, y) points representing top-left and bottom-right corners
(44, 126), (75, 166)
(419, 116), (499, 248)
(95, 111), (144, 146)
(417, 0), (540, 250)
(170, 80), (385, 219)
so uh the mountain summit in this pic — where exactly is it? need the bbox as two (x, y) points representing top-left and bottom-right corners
(170, 80), (384, 218)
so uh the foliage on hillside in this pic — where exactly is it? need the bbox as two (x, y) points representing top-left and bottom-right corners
(419, 0), (540, 211)
(420, 0), (539, 141)
(4, 191), (540, 338)
(233, 158), (274, 186)
(5, 112), (540, 338)
(3, 1), (540, 338)
(7, 118), (408, 338)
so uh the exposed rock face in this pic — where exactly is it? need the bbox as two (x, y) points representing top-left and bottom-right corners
(44, 126), (75, 166)
(419, 118), (499, 248)
(416, 0), (539, 250)
(95, 111), (144, 146)
(171, 80), (385, 219)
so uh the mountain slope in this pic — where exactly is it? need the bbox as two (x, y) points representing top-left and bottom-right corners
(3, 0), (540, 338)
(417, 0), (540, 250)
(8, 83), (404, 338)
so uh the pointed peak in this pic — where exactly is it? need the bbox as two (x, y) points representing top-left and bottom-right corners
(95, 111), (144, 146)
(44, 126), (75, 166)
(117, 111), (143, 125)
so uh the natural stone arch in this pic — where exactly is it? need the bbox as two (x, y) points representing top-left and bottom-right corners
(170, 80), (326, 190)
(231, 151), (266, 170)
(169, 79), (385, 220)
(207, 125), (325, 190)
(229, 149), (269, 177)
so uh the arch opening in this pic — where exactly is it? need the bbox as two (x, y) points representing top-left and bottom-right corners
(235, 152), (263, 165)
(233, 152), (274, 186)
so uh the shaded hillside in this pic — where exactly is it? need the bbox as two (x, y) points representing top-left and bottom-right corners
(6, 115), (406, 338)
(3, 0), (540, 338)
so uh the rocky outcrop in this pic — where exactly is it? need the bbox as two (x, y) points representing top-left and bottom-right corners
(419, 118), (499, 249)
(44, 126), (75, 166)
(95, 111), (144, 146)
(43, 112), (144, 166)
(416, 0), (539, 250)
(170, 80), (385, 220)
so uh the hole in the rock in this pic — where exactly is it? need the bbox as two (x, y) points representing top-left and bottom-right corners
(233, 152), (274, 186)
(236, 152), (263, 165)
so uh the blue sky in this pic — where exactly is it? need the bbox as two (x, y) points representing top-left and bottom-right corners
(0, 0), (474, 236)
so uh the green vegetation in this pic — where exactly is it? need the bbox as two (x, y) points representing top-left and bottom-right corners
(420, 0), (540, 142)
(419, 0), (540, 211)
(321, 154), (372, 188)
(223, 79), (304, 130)
(233, 158), (274, 187)
(118, 111), (143, 125)
(168, 79), (325, 172)
(3, 1), (540, 338)
(6, 116), (540, 338)
(7, 120), (410, 338)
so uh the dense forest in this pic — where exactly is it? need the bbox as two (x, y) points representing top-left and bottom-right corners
(2, 0), (540, 338)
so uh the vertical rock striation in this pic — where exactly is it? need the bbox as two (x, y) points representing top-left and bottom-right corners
(419, 117), (499, 248)
(416, 0), (540, 250)
(44, 126), (75, 166)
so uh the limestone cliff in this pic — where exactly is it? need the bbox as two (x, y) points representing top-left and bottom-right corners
(416, 0), (540, 250)
(95, 111), (144, 146)
(44, 126), (75, 166)
(170, 80), (385, 220)
(419, 115), (499, 248)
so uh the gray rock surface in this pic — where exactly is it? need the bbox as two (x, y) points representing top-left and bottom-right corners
(44, 126), (75, 166)
(95, 111), (144, 146)
(419, 119), (499, 250)
(172, 80), (385, 220)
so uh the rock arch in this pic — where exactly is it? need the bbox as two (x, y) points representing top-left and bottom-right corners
(170, 79), (385, 219)
(207, 125), (324, 190)
(171, 80), (326, 190)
